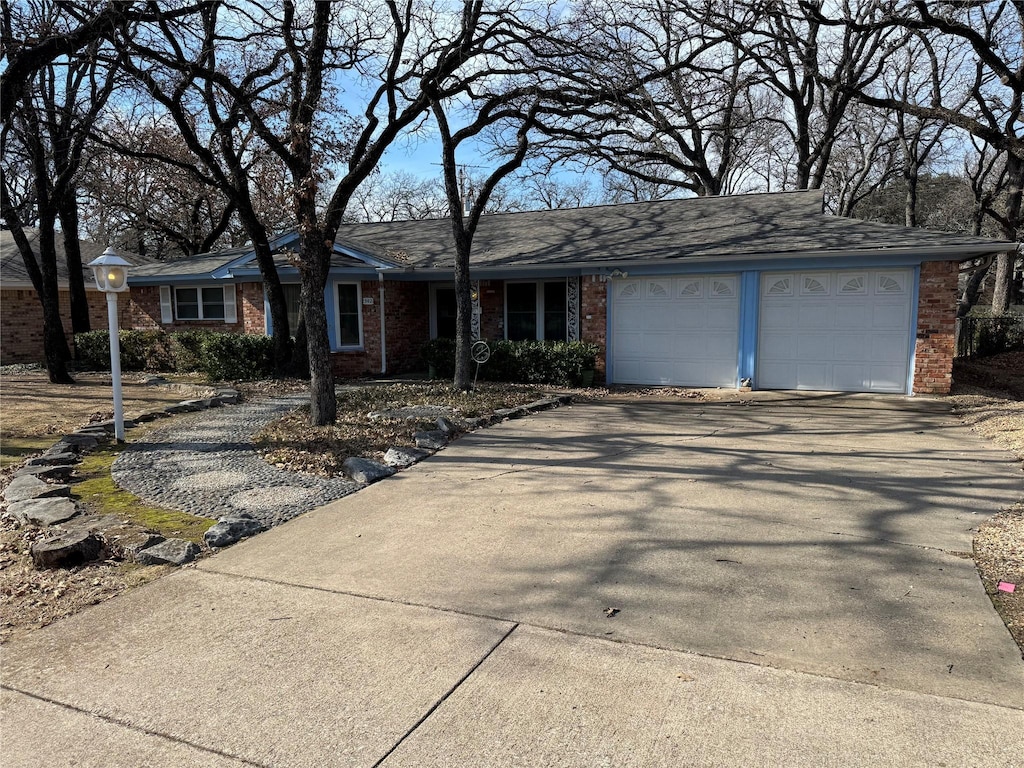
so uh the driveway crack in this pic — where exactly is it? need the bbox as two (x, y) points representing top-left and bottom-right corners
(1, 685), (263, 766)
(372, 623), (519, 767)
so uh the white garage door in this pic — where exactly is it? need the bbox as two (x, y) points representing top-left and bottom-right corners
(610, 275), (739, 387)
(758, 269), (913, 393)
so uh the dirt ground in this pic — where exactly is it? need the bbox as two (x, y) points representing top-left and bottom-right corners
(0, 368), (213, 466)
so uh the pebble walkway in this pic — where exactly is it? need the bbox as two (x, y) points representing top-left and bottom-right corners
(112, 396), (357, 527)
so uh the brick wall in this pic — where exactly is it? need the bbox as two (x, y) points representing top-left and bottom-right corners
(478, 279), (505, 340)
(580, 275), (608, 382)
(240, 283), (266, 334)
(329, 280), (430, 378)
(913, 260), (959, 395)
(1, 287), (114, 364)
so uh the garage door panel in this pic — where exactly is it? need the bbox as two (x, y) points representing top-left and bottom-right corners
(869, 334), (908, 362)
(833, 334), (867, 361)
(869, 365), (907, 392)
(760, 332), (794, 359)
(758, 362), (794, 389)
(834, 304), (873, 329)
(761, 304), (798, 328)
(706, 304), (739, 329)
(673, 305), (706, 328)
(759, 269), (912, 394)
(797, 303), (832, 326)
(795, 363), (830, 389)
(797, 334), (831, 359)
(610, 274), (739, 387)
(871, 303), (910, 329)
(672, 334), (706, 358)
(613, 305), (644, 332)
(643, 310), (675, 332)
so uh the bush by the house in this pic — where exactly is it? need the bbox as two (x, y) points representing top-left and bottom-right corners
(74, 330), (173, 372)
(195, 332), (275, 381)
(74, 329), (276, 381)
(422, 338), (598, 386)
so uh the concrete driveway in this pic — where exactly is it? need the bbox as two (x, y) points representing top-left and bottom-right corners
(3, 393), (1023, 766)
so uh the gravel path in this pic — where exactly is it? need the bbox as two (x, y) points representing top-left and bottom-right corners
(112, 396), (357, 527)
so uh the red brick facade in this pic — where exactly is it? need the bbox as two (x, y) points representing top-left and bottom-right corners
(0, 288), (113, 364)
(330, 280), (431, 377)
(478, 279), (505, 339)
(913, 260), (959, 395)
(580, 275), (608, 381)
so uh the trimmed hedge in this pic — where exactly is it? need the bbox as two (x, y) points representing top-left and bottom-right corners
(422, 338), (599, 386)
(73, 329), (277, 382)
(74, 330), (173, 372)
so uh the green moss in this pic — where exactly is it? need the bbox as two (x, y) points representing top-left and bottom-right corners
(0, 437), (52, 469)
(73, 448), (214, 544)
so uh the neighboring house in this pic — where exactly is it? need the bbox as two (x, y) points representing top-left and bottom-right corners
(0, 229), (144, 365)
(120, 190), (1011, 394)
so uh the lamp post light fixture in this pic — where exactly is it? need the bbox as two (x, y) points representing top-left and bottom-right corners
(87, 248), (131, 442)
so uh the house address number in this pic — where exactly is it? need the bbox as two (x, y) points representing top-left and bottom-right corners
(362, 297), (374, 305)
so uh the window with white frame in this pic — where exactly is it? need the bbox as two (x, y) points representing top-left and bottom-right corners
(161, 285), (236, 322)
(335, 282), (362, 348)
(505, 281), (567, 342)
(282, 284), (301, 334)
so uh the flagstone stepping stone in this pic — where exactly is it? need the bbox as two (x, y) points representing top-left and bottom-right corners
(8, 497), (80, 527)
(30, 530), (104, 569)
(4, 475), (70, 503)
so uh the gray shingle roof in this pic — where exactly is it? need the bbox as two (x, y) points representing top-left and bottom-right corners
(44, 191), (1009, 287)
(337, 190), (1010, 270)
(1, 228), (152, 286)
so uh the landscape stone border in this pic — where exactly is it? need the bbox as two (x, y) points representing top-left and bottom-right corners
(5, 386), (574, 571)
(4, 387), (243, 570)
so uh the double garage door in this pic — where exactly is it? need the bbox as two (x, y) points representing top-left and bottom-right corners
(610, 269), (914, 393)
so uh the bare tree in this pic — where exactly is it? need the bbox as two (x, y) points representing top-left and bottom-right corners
(80, 117), (239, 259)
(544, 0), (770, 197)
(827, 0), (1023, 314)
(0, 3), (119, 381)
(346, 171), (447, 222)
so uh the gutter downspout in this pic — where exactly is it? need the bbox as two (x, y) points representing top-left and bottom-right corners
(377, 270), (387, 375)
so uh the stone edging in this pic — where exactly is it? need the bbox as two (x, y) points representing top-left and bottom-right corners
(5, 388), (574, 569)
(4, 388), (242, 569)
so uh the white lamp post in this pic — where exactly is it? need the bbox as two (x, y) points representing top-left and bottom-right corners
(87, 248), (132, 442)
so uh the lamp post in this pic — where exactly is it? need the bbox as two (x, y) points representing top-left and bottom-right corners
(87, 248), (131, 442)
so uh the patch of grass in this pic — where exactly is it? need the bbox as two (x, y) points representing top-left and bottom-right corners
(73, 448), (214, 543)
(0, 437), (52, 469)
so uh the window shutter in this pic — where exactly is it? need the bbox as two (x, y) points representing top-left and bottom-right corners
(223, 285), (237, 323)
(159, 286), (173, 324)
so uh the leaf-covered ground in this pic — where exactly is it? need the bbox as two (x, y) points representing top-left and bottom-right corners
(254, 382), (554, 476)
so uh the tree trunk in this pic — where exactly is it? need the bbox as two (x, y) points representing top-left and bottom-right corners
(993, 155), (1022, 315)
(36, 216), (74, 383)
(957, 259), (990, 318)
(904, 166), (918, 228)
(236, 192), (292, 377)
(453, 229), (473, 391)
(57, 194), (91, 335)
(298, 220), (336, 425)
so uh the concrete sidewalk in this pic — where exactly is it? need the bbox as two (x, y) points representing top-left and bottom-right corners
(3, 393), (1023, 766)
